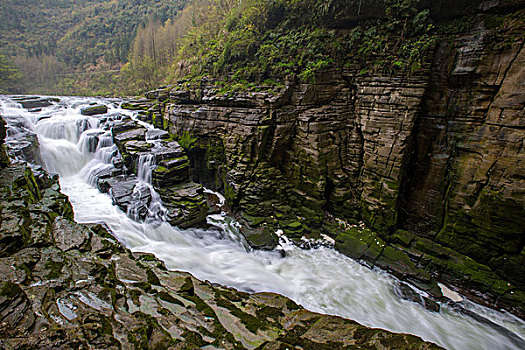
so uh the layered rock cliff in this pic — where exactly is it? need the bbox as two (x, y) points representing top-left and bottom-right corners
(133, 5), (525, 317)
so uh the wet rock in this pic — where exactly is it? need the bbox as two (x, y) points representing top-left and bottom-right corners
(12, 96), (59, 109)
(88, 164), (121, 185)
(112, 119), (145, 136)
(240, 224), (279, 250)
(78, 130), (105, 153)
(4, 131), (43, 165)
(81, 104), (108, 116)
(0, 117), (9, 168)
(158, 182), (209, 229)
(393, 282), (440, 313)
(99, 176), (150, 215)
(146, 129), (169, 140)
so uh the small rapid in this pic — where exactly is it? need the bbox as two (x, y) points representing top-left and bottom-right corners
(1, 95), (524, 350)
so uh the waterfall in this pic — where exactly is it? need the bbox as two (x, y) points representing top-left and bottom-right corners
(1, 95), (524, 350)
(137, 153), (155, 183)
(126, 153), (167, 224)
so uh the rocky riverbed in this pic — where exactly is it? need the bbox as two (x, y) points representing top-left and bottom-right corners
(0, 98), (441, 349)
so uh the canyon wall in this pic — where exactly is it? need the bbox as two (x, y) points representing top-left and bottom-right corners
(138, 8), (525, 317)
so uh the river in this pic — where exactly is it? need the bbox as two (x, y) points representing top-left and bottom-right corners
(1, 95), (524, 349)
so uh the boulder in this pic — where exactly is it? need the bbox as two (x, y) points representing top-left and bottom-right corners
(158, 182), (209, 229)
(0, 117), (9, 168)
(80, 104), (108, 116)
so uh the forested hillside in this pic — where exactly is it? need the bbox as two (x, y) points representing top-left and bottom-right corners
(0, 0), (185, 95)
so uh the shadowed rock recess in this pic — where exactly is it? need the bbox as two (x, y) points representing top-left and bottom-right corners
(127, 5), (525, 318)
(0, 118), (440, 348)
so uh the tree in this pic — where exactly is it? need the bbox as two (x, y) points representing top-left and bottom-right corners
(0, 54), (22, 94)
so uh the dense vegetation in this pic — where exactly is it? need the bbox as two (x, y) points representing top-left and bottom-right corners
(0, 0), (492, 96)
(0, 0), (185, 95)
(163, 0), (438, 91)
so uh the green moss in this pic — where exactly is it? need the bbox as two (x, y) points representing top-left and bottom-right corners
(436, 189), (525, 269)
(284, 221), (302, 229)
(177, 131), (197, 150)
(255, 305), (284, 322)
(390, 230), (416, 247)
(121, 102), (149, 111)
(146, 268), (161, 286)
(181, 330), (207, 347)
(13, 167), (42, 204)
(483, 15), (505, 30)
(385, 180), (400, 191)
(334, 227), (385, 262)
(241, 225), (279, 249)
(224, 182), (236, 206)
(0, 281), (22, 298)
(216, 288), (244, 303)
(44, 260), (64, 279)
(133, 282), (152, 292)
(186, 294), (216, 318)
(129, 311), (176, 349)
(240, 212), (268, 227)
(414, 238), (453, 259)
(138, 253), (157, 262)
(375, 245), (420, 278)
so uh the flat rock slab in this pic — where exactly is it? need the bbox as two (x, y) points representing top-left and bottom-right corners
(146, 129), (170, 140)
(13, 97), (59, 109)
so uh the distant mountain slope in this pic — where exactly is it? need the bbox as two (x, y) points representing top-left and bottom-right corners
(0, 0), (186, 95)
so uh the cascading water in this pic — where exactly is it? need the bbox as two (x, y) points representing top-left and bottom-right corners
(1, 95), (524, 350)
(127, 152), (166, 224)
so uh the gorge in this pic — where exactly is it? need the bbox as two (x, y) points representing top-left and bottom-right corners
(0, 96), (523, 349)
(0, 0), (524, 349)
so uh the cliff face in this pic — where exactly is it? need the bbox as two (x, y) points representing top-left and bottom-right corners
(144, 9), (525, 316)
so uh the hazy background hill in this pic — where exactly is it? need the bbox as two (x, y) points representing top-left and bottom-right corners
(0, 0), (186, 95)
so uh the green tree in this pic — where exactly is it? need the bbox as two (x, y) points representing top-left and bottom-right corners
(0, 54), (22, 94)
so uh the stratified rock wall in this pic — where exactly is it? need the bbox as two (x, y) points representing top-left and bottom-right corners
(400, 18), (525, 282)
(155, 9), (525, 316)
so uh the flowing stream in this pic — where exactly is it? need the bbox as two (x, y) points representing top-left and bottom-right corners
(1, 96), (524, 350)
